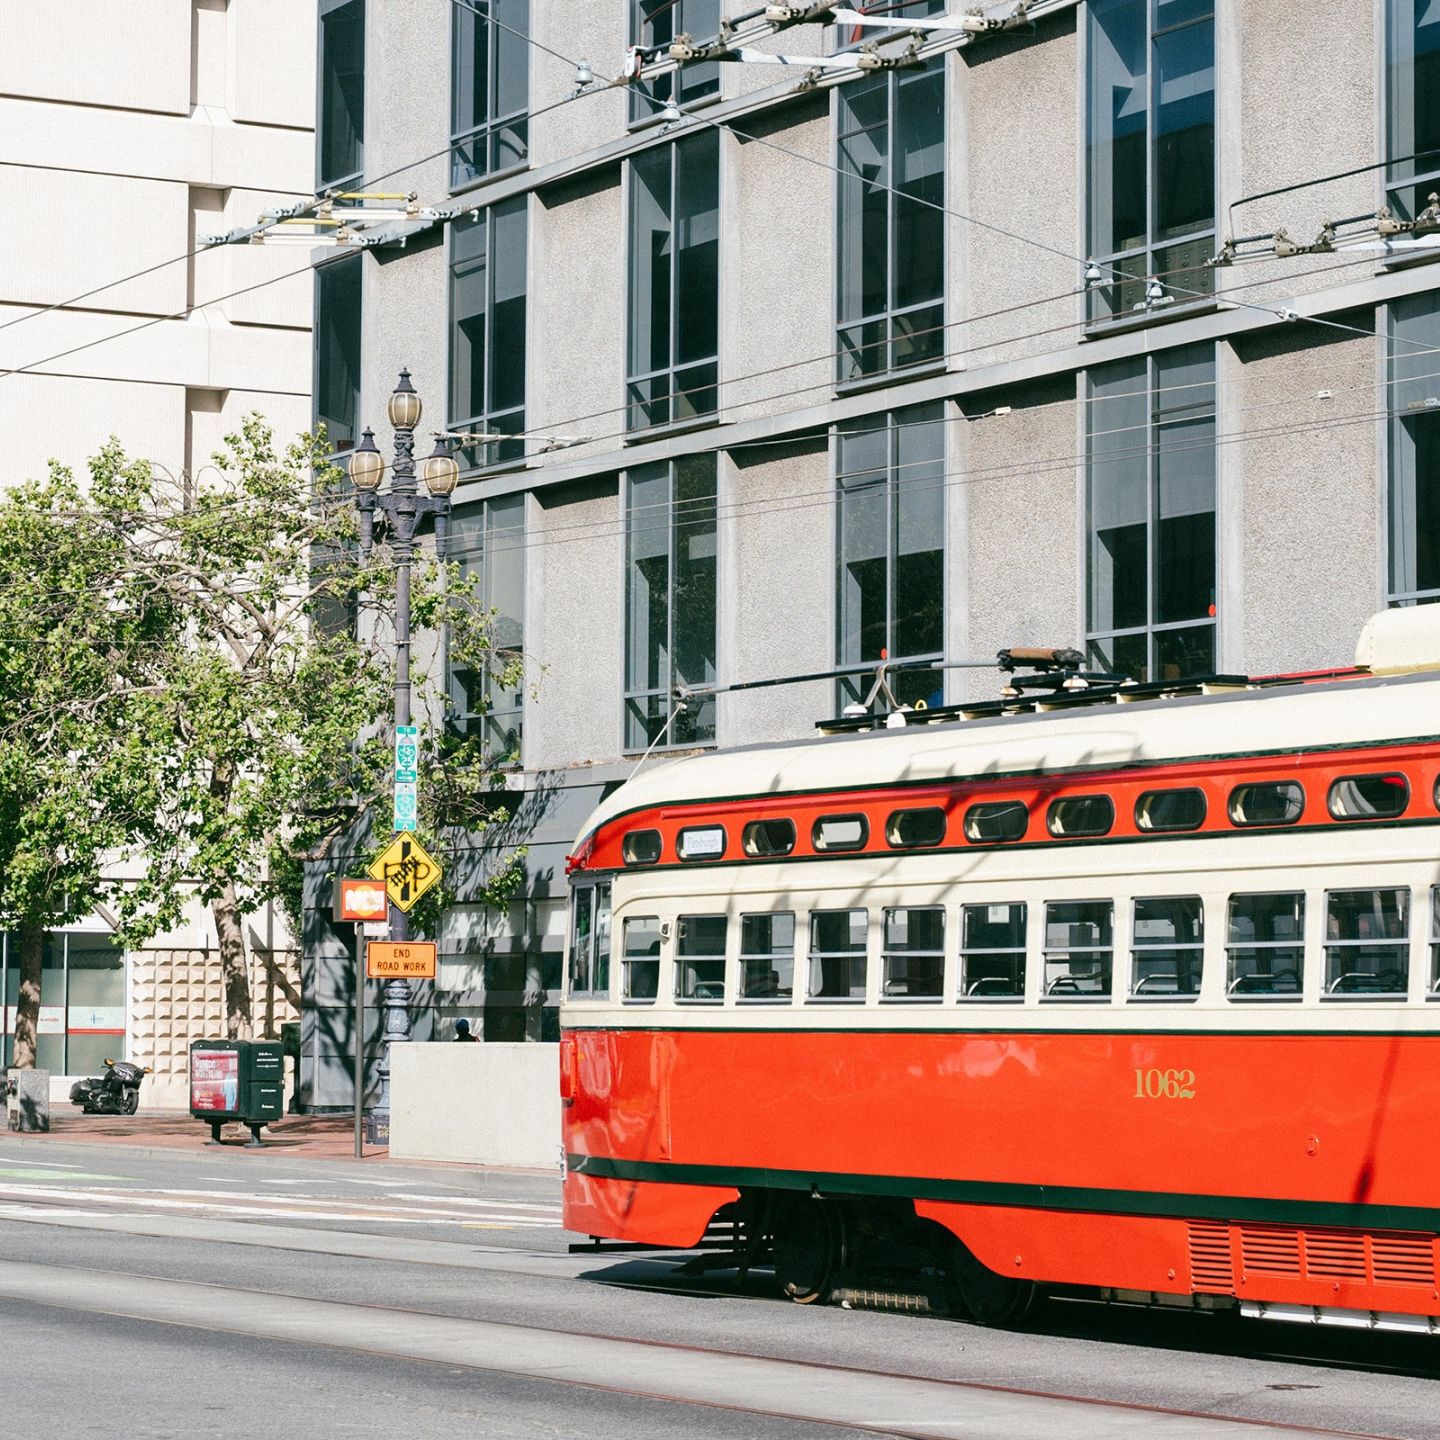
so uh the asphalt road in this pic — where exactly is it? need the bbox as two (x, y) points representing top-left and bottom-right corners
(1, 1136), (1437, 1439)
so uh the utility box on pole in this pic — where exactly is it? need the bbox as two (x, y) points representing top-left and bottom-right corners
(189, 1039), (285, 1145)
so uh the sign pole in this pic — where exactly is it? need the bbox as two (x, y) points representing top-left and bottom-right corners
(353, 931), (365, 1160)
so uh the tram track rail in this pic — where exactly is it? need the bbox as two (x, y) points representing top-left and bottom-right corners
(0, 1253), (1405, 1440)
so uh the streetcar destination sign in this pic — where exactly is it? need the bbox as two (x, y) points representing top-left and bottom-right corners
(366, 941), (438, 980)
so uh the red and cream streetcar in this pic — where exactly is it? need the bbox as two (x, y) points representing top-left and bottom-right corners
(561, 609), (1440, 1333)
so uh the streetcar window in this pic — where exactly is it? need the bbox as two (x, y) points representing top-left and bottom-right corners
(739, 913), (795, 1001)
(885, 808), (947, 849)
(1226, 892), (1303, 1000)
(960, 903), (1025, 1000)
(1130, 897), (1203, 1000)
(743, 818), (795, 857)
(1328, 773), (1410, 821)
(676, 914), (727, 1002)
(677, 825), (727, 861)
(1430, 889), (1440, 999)
(1229, 781), (1304, 827)
(622, 829), (662, 866)
(568, 885), (612, 999)
(963, 800), (1028, 843)
(1043, 900), (1112, 1000)
(812, 814), (868, 851)
(1324, 889), (1408, 998)
(621, 916), (662, 1002)
(1046, 795), (1114, 838)
(807, 908), (868, 1000)
(881, 907), (945, 1000)
(1134, 788), (1206, 832)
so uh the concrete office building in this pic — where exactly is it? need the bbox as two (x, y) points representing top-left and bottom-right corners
(0, 0), (316, 1103)
(301, 0), (1440, 1101)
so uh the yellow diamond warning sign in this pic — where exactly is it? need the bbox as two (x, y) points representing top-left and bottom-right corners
(367, 833), (442, 913)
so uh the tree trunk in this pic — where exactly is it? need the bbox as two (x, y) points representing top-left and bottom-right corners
(11, 922), (45, 1069)
(213, 882), (253, 1041)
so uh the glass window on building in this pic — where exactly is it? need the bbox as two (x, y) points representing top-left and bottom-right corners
(450, 196), (528, 470)
(451, 0), (529, 188)
(836, 403), (945, 710)
(2, 928), (125, 1073)
(1086, 0), (1214, 322)
(1387, 0), (1440, 220)
(836, 58), (944, 382)
(1087, 343), (1216, 681)
(314, 254), (362, 456)
(1388, 292), (1440, 605)
(317, 0), (364, 191)
(448, 494), (525, 761)
(624, 455), (717, 750)
(630, 0), (721, 124)
(626, 130), (720, 431)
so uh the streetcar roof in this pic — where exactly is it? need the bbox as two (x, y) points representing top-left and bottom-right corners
(577, 667), (1440, 848)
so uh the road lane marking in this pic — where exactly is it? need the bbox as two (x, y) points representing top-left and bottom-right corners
(0, 1259), (1380, 1440)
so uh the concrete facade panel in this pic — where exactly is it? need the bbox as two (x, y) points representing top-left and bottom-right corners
(960, 14), (1081, 367)
(531, 169), (626, 449)
(364, 0), (450, 205)
(0, 373), (184, 487)
(526, 480), (624, 773)
(724, 438), (835, 743)
(229, 0), (317, 131)
(961, 379), (1083, 700)
(1231, 324), (1383, 674)
(530, 6), (627, 170)
(363, 237), (449, 434)
(0, 166), (188, 315)
(221, 189), (317, 328)
(0, 0), (191, 115)
(727, 100), (832, 422)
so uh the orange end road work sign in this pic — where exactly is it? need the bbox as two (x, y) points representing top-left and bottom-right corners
(366, 941), (438, 980)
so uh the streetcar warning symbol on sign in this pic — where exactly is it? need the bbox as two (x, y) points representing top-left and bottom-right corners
(367, 833), (442, 913)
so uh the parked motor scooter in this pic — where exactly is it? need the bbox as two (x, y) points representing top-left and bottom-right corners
(69, 1058), (149, 1115)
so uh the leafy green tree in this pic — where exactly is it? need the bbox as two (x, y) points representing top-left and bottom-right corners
(0, 450), (174, 1067)
(0, 420), (527, 1056)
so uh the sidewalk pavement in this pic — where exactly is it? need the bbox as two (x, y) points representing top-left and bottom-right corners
(8, 1110), (367, 1159)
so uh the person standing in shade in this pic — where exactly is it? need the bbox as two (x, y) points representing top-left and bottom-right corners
(453, 1018), (477, 1042)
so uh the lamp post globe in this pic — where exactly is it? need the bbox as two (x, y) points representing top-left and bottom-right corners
(348, 428), (384, 491)
(387, 368), (422, 431)
(420, 439), (460, 497)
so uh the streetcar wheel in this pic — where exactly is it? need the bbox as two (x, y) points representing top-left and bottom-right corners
(772, 1195), (843, 1304)
(945, 1238), (1035, 1326)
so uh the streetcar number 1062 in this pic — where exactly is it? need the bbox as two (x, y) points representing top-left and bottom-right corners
(1133, 1067), (1196, 1100)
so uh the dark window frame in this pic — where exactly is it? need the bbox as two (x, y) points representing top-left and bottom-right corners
(567, 880), (612, 1000)
(674, 912), (727, 1002)
(1084, 0), (1216, 324)
(742, 818), (796, 857)
(835, 56), (946, 383)
(1384, 0), (1440, 222)
(1387, 292), (1440, 605)
(317, 0), (365, 192)
(623, 454), (719, 752)
(621, 829), (663, 866)
(1046, 794), (1116, 838)
(1327, 773), (1410, 821)
(676, 825), (727, 861)
(446, 494), (525, 761)
(963, 800), (1029, 843)
(1229, 780), (1305, 828)
(625, 129), (721, 432)
(959, 901), (1027, 1001)
(885, 806), (947, 848)
(1134, 786), (1207, 831)
(450, 0), (530, 191)
(313, 252), (363, 459)
(448, 196), (529, 473)
(1086, 343), (1218, 682)
(739, 911), (796, 1002)
(835, 402), (946, 712)
(629, 0), (722, 126)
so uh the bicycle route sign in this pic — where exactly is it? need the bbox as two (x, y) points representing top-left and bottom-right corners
(367, 833), (443, 913)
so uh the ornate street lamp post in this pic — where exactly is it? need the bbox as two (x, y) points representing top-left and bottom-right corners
(348, 370), (459, 1120)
